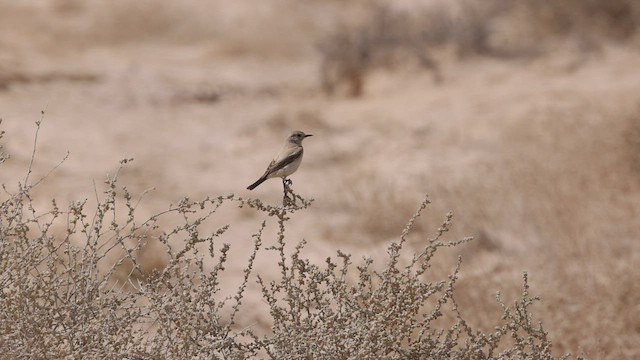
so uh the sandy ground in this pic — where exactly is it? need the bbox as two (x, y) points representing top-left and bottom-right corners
(1, 1), (640, 358)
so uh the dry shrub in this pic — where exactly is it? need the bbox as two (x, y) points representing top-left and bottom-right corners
(317, 2), (448, 97)
(519, 0), (640, 41)
(316, 0), (514, 97)
(260, 197), (567, 359)
(316, 0), (640, 97)
(0, 116), (580, 358)
(449, 0), (510, 58)
(0, 118), (259, 358)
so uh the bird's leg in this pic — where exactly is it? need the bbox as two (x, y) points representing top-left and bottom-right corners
(282, 177), (294, 206)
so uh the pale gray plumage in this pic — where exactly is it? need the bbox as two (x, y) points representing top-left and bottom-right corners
(247, 130), (312, 190)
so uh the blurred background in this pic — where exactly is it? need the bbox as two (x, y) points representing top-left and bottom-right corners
(1, 0), (639, 357)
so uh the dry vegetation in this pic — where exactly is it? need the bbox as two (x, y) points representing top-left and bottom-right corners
(1, 0), (640, 358)
(0, 127), (571, 357)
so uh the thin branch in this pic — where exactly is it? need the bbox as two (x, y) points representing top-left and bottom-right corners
(23, 105), (48, 187)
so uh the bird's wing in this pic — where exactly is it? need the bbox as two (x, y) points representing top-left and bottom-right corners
(263, 147), (303, 177)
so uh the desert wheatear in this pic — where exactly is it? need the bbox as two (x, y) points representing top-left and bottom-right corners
(247, 130), (312, 190)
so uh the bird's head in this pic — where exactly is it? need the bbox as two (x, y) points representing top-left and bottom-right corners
(288, 130), (312, 145)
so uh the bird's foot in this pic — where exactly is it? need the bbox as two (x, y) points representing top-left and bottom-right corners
(282, 178), (295, 206)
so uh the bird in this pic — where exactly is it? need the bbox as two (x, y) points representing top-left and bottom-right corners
(247, 130), (312, 190)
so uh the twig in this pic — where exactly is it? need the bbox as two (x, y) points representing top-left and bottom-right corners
(23, 106), (48, 187)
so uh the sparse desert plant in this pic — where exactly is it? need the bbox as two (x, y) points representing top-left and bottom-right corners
(257, 197), (574, 359)
(1, 114), (579, 358)
(519, 0), (640, 41)
(0, 117), (266, 358)
(317, 2), (446, 97)
(316, 0), (514, 97)
(316, 0), (640, 98)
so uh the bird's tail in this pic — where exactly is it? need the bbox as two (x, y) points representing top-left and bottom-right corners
(247, 176), (267, 190)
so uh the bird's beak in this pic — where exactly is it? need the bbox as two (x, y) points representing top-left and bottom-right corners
(304, 134), (313, 138)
